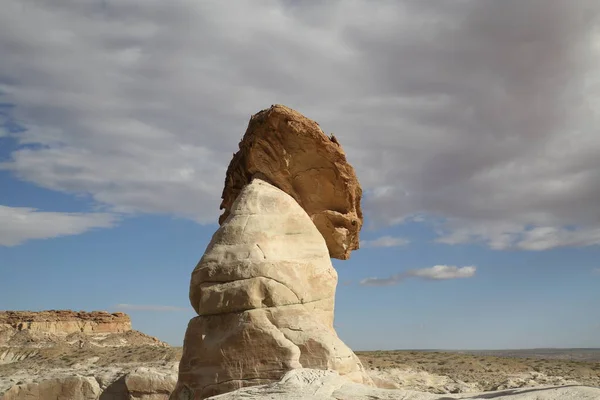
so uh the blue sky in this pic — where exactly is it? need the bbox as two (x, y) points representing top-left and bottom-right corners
(1, 0), (600, 350)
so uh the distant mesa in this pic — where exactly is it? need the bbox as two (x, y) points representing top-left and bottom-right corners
(0, 310), (131, 334)
(0, 310), (167, 348)
(0, 310), (173, 399)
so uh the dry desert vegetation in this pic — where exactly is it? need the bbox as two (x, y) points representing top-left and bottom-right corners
(356, 349), (600, 393)
(2, 343), (600, 396)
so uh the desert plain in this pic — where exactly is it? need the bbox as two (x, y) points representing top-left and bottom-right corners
(2, 340), (600, 397)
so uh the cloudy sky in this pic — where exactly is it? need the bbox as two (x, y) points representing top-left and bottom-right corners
(1, 0), (599, 349)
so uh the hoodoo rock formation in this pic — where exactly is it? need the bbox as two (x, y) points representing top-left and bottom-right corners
(171, 106), (370, 399)
(219, 104), (363, 260)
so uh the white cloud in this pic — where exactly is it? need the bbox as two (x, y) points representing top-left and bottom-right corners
(360, 235), (409, 248)
(517, 227), (600, 251)
(436, 222), (600, 251)
(406, 265), (476, 280)
(114, 304), (189, 312)
(359, 275), (403, 287)
(360, 265), (476, 286)
(1, 1), (600, 248)
(0, 205), (116, 246)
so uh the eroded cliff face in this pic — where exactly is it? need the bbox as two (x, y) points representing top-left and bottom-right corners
(0, 311), (131, 336)
(0, 310), (175, 399)
(0, 310), (168, 350)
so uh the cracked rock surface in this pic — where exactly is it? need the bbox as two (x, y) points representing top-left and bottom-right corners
(219, 104), (363, 260)
(172, 179), (370, 399)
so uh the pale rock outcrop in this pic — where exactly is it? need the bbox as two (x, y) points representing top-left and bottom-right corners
(2, 376), (101, 400)
(219, 104), (363, 260)
(171, 179), (370, 399)
(367, 368), (479, 393)
(0, 366), (178, 400)
(124, 367), (178, 400)
(207, 368), (600, 400)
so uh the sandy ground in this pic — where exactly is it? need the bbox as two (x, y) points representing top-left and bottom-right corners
(1, 346), (599, 395)
(356, 349), (600, 392)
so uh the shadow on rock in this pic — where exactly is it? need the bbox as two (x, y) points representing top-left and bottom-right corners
(99, 376), (128, 400)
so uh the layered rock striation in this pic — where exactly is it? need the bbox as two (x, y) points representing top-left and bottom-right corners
(0, 311), (131, 336)
(1, 311), (174, 398)
(0, 310), (166, 349)
(172, 179), (370, 399)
